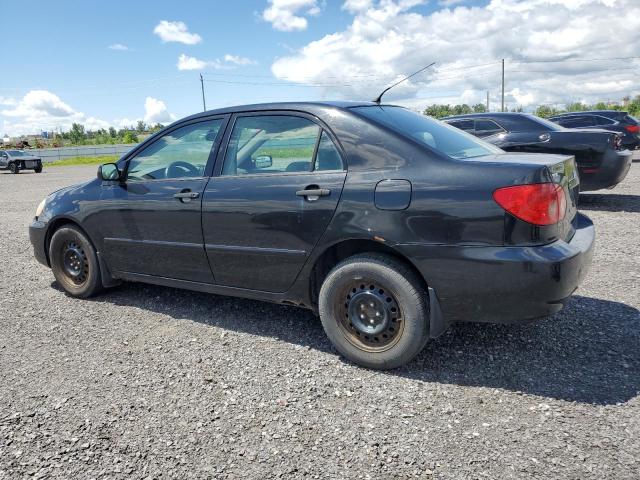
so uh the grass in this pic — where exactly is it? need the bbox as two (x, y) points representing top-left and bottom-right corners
(47, 155), (119, 167)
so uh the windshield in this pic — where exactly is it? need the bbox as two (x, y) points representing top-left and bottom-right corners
(352, 106), (503, 159)
(7, 150), (27, 156)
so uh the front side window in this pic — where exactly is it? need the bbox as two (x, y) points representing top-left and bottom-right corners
(355, 106), (502, 159)
(126, 119), (223, 181)
(222, 116), (320, 175)
(446, 119), (474, 132)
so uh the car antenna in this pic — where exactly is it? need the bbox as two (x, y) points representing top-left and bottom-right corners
(372, 62), (436, 104)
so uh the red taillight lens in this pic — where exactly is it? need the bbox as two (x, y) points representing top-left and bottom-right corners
(493, 183), (566, 226)
(624, 124), (640, 133)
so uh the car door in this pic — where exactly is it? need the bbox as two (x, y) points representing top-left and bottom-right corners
(201, 112), (347, 293)
(473, 119), (505, 138)
(0, 152), (7, 168)
(98, 116), (227, 283)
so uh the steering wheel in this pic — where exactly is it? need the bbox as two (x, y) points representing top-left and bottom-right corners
(164, 161), (200, 179)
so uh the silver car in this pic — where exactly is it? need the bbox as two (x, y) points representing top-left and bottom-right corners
(0, 150), (43, 173)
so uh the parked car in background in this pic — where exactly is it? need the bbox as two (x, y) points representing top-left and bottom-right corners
(0, 150), (43, 174)
(443, 113), (632, 191)
(549, 111), (640, 151)
(30, 102), (595, 369)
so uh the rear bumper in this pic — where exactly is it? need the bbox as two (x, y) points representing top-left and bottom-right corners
(29, 219), (49, 267)
(397, 213), (595, 324)
(579, 149), (632, 191)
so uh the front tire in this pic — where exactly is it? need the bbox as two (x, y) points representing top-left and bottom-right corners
(49, 225), (103, 298)
(9, 163), (19, 174)
(318, 253), (429, 370)
(34, 165), (42, 173)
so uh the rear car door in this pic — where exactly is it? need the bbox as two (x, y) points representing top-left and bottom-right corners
(201, 112), (347, 293)
(98, 117), (227, 283)
(0, 152), (7, 168)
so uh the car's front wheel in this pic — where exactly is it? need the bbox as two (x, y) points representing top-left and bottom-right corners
(49, 225), (103, 298)
(318, 253), (429, 370)
(9, 163), (19, 174)
(34, 165), (42, 173)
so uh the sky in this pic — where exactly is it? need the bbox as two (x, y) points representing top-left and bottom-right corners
(1, 0), (639, 137)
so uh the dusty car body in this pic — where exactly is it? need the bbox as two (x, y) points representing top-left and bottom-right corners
(30, 102), (595, 369)
(443, 112), (632, 191)
(0, 149), (43, 173)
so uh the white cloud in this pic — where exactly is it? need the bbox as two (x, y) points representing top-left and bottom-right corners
(0, 96), (17, 107)
(153, 20), (202, 44)
(108, 43), (130, 51)
(271, 0), (640, 108)
(223, 54), (258, 66)
(177, 53), (257, 71)
(262, 0), (321, 31)
(0, 90), (112, 136)
(143, 97), (175, 124)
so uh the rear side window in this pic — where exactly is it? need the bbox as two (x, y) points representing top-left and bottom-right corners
(557, 116), (596, 128)
(354, 106), (502, 159)
(314, 131), (343, 171)
(222, 115), (320, 175)
(474, 119), (504, 137)
(595, 116), (616, 126)
(446, 119), (474, 132)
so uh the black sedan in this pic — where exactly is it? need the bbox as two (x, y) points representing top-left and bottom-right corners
(0, 149), (43, 173)
(29, 102), (594, 369)
(549, 110), (640, 151)
(443, 112), (632, 191)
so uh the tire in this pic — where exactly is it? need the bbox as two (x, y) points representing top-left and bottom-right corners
(318, 253), (429, 370)
(9, 163), (19, 174)
(34, 165), (42, 173)
(49, 225), (103, 298)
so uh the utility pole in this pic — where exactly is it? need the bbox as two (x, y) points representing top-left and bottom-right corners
(486, 90), (490, 112)
(200, 74), (207, 112)
(501, 59), (505, 112)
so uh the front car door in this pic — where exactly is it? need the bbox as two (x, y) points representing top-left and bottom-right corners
(98, 116), (227, 283)
(0, 151), (7, 168)
(201, 112), (347, 293)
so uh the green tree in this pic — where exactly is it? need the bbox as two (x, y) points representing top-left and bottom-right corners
(122, 130), (139, 144)
(136, 120), (147, 133)
(69, 123), (86, 145)
(472, 103), (487, 113)
(108, 127), (117, 138)
(534, 105), (559, 118)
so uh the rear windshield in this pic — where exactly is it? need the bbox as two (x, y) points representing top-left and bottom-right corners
(624, 114), (639, 124)
(352, 106), (502, 159)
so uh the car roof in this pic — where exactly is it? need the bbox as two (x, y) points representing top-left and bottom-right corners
(442, 112), (534, 120)
(550, 110), (627, 118)
(179, 101), (386, 123)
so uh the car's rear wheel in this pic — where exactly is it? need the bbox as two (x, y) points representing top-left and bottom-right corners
(34, 165), (42, 173)
(9, 163), (19, 174)
(318, 253), (429, 369)
(49, 225), (103, 298)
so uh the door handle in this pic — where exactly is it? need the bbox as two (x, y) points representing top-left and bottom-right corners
(296, 188), (331, 199)
(173, 190), (200, 202)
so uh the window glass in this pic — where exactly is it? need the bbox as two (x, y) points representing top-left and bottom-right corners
(557, 116), (595, 128)
(314, 131), (343, 171)
(354, 107), (502, 159)
(127, 120), (222, 181)
(595, 116), (615, 126)
(474, 119), (504, 137)
(222, 116), (320, 175)
(446, 119), (474, 132)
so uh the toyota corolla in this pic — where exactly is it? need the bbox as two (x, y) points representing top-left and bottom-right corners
(29, 102), (595, 369)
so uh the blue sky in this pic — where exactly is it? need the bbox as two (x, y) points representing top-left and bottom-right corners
(2, 0), (638, 136)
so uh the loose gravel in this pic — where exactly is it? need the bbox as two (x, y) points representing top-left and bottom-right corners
(1, 164), (638, 479)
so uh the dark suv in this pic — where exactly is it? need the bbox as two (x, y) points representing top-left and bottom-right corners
(549, 111), (640, 151)
(29, 102), (595, 369)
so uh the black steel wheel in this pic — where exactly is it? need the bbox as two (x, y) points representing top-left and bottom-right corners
(319, 253), (429, 370)
(49, 225), (103, 298)
(34, 165), (43, 173)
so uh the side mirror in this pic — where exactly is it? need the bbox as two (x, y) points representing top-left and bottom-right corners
(98, 163), (121, 181)
(254, 155), (273, 169)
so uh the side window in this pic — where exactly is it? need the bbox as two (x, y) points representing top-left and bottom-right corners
(595, 116), (615, 126)
(474, 119), (504, 138)
(126, 119), (223, 181)
(446, 119), (474, 132)
(222, 115), (320, 176)
(560, 116), (595, 128)
(314, 131), (343, 171)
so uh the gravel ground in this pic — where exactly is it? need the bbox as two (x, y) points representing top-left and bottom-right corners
(1, 164), (639, 480)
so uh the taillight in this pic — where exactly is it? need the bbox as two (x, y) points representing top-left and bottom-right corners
(493, 183), (566, 226)
(624, 124), (640, 133)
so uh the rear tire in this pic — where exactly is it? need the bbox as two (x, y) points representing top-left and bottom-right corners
(49, 225), (103, 298)
(9, 163), (19, 174)
(318, 253), (429, 370)
(34, 165), (42, 173)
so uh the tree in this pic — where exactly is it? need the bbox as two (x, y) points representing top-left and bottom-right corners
(472, 103), (487, 113)
(534, 105), (559, 118)
(69, 123), (86, 145)
(108, 127), (117, 138)
(136, 120), (147, 133)
(123, 130), (139, 144)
